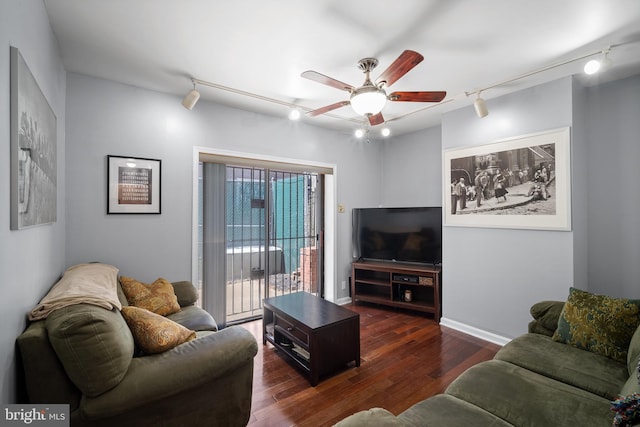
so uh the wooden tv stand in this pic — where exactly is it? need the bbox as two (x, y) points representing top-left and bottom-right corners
(351, 260), (441, 321)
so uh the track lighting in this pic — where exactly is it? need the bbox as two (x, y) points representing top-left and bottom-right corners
(474, 93), (488, 118)
(584, 48), (611, 75)
(288, 108), (301, 121)
(182, 81), (200, 110)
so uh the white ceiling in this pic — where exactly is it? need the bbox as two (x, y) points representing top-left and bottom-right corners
(43, 0), (640, 136)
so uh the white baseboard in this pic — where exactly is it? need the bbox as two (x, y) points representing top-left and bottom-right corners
(440, 317), (511, 347)
(334, 296), (352, 306)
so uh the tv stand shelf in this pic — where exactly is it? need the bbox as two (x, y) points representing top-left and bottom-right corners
(351, 260), (441, 321)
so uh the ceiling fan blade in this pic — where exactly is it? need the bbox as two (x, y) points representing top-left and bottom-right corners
(375, 50), (424, 88)
(389, 91), (447, 102)
(368, 112), (385, 126)
(301, 71), (355, 92)
(306, 100), (350, 117)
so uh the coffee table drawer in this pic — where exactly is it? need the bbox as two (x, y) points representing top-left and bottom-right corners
(275, 315), (309, 347)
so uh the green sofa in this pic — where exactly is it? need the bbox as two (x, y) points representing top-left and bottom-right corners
(17, 279), (258, 427)
(336, 297), (640, 426)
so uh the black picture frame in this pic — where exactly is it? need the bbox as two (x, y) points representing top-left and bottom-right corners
(107, 155), (161, 214)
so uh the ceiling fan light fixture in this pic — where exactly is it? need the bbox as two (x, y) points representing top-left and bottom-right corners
(350, 86), (387, 116)
(182, 81), (200, 110)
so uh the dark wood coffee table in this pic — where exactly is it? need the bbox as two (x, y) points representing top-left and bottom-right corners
(263, 292), (360, 386)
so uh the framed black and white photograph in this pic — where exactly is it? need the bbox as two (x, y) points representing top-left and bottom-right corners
(10, 46), (57, 230)
(443, 127), (571, 231)
(107, 155), (161, 214)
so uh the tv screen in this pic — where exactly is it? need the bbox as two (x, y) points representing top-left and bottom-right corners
(352, 207), (442, 265)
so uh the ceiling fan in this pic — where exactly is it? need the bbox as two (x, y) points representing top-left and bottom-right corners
(301, 50), (446, 126)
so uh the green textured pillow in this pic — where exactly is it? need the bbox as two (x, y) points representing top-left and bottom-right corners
(46, 304), (134, 397)
(552, 288), (640, 363)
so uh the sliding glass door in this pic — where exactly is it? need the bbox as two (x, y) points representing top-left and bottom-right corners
(199, 163), (323, 326)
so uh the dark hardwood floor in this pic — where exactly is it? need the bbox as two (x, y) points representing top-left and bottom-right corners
(239, 302), (501, 427)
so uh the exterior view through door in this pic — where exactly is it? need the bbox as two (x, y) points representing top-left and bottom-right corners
(198, 163), (323, 325)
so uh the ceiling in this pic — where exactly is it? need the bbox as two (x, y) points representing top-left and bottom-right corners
(43, 0), (640, 137)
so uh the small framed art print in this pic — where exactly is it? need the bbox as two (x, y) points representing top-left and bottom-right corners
(107, 155), (161, 214)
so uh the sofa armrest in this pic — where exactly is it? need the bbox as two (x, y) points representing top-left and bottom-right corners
(170, 281), (199, 307)
(79, 326), (257, 419)
(528, 300), (564, 335)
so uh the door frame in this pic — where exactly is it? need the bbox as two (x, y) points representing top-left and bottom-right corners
(191, 147), (338, 307)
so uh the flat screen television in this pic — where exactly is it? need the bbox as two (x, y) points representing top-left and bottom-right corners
(352, 207), (442, 265)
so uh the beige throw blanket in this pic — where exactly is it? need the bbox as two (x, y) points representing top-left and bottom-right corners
(29, 263), (122, 321)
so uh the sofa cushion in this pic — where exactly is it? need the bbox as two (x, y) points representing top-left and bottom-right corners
(398, 394), (512, 427)
(171, 281), (199, 307)
(333, 408), (401, 426)
(121, 306), (196, 354)
(445, 360), (614, 426)
(167, 305), (218, 332)
(120, 276), (180, 316)
(495, 333), (629, 400)
(46, 304), (134, 397)
(552, 287), (640, 363)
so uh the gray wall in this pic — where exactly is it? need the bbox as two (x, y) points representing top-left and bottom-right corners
(441, 78), (578, 340)
(381, 126), (442, 207)
(0, 0), (67, 403)
(383, 78), (577, 340)
(585, 74), (640, 297)
(65, 73), (381, 297)
(381, 75), (640, 340)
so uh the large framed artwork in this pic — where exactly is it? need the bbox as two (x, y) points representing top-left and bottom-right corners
(443, 127), (571, 231)
(10, 46), (57, 229)
(107, 155), (161, 214)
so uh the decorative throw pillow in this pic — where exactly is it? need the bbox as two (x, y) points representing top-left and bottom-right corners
(552, 288), (640, 363)
(121, 306), (196, 354)
(611, 393), (640, 427)
(46, 304), (134, 397)
(120, 276), (180, 316)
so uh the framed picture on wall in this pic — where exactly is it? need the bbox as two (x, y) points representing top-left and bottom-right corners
(107, 155), (161, 214)
(443, 127), (571, 231)
(10, 46), (58, 229)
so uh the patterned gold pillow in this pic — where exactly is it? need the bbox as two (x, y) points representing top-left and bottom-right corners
(121, 306), (196, 354)
(553, 287), (640, 363)
(120, 276), (180, 316)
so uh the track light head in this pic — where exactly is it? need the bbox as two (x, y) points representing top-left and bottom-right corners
(288, 108), (301, 121)
(182, 82), (200, 110)
(474, 94), (488, 118)
(584, 49), (612, 75)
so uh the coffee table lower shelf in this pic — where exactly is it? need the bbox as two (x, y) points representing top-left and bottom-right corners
(264, 324), (311, 372)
